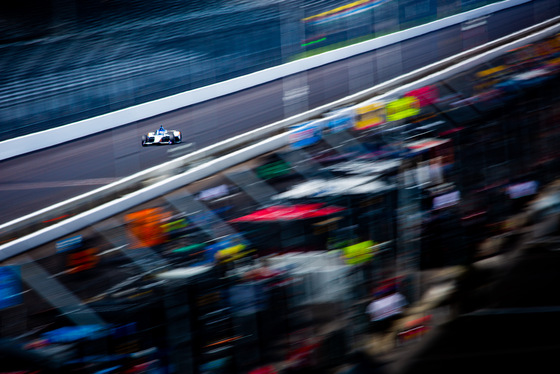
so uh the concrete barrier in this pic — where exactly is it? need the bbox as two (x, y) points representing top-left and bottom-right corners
(0, 132), (289, 261)
(0, 0), (531, 162)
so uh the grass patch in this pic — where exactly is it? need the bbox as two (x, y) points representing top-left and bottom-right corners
(290, 30), (398, 61)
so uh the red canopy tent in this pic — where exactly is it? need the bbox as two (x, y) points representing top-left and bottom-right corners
(229, 204), (346, 254)
(230, 203), (345, 222)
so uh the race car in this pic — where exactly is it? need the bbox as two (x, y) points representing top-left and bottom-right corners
(141, 126), (182, 146)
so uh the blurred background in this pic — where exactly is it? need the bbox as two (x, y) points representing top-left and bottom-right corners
(2, 0), (560, 373)
(1, 0), (506, 139)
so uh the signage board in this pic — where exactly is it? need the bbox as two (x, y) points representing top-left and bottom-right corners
(0, 266), (22, 310)
(386, 96), (420, 122)
(507, 181), (538, 199)
(256, 159), (291, 180)
(56, 235), (82, 252)
(198, 184), (230, 201)
(324, 109), (355, 134)
(405, 85), (439, 107)
(343, 240), (376, 265)
(432, 190), (460, 210)
(289, 121), (323, 149)
(355, 102), (386, 130)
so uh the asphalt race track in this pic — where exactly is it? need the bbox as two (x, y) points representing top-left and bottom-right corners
(0, 81), (284, 225)
(0, 0), (557, 225)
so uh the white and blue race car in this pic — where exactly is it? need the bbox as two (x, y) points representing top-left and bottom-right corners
(142, 126), (182, 146)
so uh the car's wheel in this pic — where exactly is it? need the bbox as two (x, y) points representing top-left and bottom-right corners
(169, 134), (175, 144)
(141, 135), (148, 147)
(175, 132), (182, 143)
